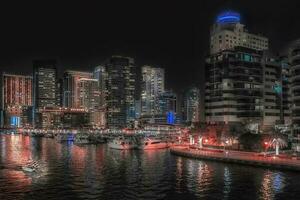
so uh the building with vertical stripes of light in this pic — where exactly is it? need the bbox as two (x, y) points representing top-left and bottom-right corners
(141, 65), (165, 117)
(0, 73), (32, 128)
(103, 56), (136, 128)
(33, 59), (58, 128)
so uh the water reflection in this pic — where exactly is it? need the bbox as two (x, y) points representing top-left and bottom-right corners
(260, 170), (285, 200)
(0, 135), (299, 200)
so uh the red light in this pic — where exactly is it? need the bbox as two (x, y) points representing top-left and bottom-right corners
(264, 142), (268, 146)
(204, 139), (208, 143)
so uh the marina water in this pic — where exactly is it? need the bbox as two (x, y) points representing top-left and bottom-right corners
(0, 134), (300, 200)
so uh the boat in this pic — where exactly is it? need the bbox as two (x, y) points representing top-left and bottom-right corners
(108, 137), (137, 150)
(22, 166), (35, 173)
(138, 137), (169, 150)
(74, 134), (91, 145)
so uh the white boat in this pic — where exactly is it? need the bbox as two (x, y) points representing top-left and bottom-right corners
(108, 137), (137, 150)
(138, 138), (169, 150)
(22, 166), (35, 173)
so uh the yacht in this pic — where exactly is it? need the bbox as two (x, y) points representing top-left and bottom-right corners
(108, 137), (137, 150)
(138, 137), (169, 150)
(74, 134), (90, 145)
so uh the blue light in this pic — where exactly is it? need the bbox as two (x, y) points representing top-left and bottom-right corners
(10, 116), (20, 127)
(217, 11), (240, 24)
(167, 111), (175, 125)
(273, 83), (282, 94)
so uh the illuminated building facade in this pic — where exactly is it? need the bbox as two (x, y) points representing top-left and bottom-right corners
(94, 66), (107, 127)
(205, 47), (264, 125)
(289, 39), (300, 151)
(210, 11), (268, 54)
(63, 70), (93, 108)
(33, 60), (58, 128)
(63, 70), (104, 127)
(183, 87), (200, 124)
(0, 73), (32, 128)
(141, 65), (165, 116)
(262, 56), (291, 130)
(104, 56), (136, 128)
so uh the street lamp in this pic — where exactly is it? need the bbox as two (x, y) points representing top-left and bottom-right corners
(264, 141), (269, 156)
(224, 139), (229, 152)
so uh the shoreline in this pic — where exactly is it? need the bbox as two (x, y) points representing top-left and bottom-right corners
(170, 146), (300, 172)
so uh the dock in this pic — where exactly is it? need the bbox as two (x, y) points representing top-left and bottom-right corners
(170, 146), (300, 172)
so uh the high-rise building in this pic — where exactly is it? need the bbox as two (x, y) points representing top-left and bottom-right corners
(93, 66), (107, 127)
(63, 70), (104, 127)
(141, 65), (165, 116)
(210, 11), (268, 54)
(289, 39), (300, 151)
(205, 11), (274, 132)
(94, 66), (107, 109)
(262, 56), (291, 131)
(104, 56), (136, 128)
(158, 91), (177, 124)
(63, 70), (93, 108)
(0, 73), (32, 128)
(205, 47), (265, 127)
(183, 87), (200, 124)
(33, 60), (58, 128)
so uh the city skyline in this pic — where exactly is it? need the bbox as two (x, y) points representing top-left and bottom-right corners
(1, 1), (300, 91)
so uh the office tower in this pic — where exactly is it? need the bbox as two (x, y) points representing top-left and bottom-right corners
(289, 39), (300, 151)
(33, 60), (58, 128)
(210, 11), (268, 54)
(94, 66), (107, 109)
(56, 78), (63, 107)
(205, 47), (264, 126)
(141, 65), (165, 116)
(104, 56), (136, 128)
(205, 11), (271, 132)
(183, 87), (200, 124)
(93, 66), (107, 127)
(63, 70), (93, 108)
(158, 91), (177, 124)
(63, 70), (103, 127)
(0, 73), (32, 128)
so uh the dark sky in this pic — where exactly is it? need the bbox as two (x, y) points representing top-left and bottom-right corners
(1, 0), (300, 91)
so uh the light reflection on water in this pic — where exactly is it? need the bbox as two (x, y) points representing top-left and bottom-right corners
(0, 135), (299, 200)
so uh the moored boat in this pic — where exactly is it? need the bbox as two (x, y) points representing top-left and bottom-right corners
(108, 137), (137, 150)
(138, 137), (169, 150)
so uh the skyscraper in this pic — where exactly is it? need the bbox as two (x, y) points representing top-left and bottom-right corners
(63, 70), (104, 127)
(104, 56), (136, 128)
(158, 91), (177, 124)
(183, 87), (200, 124)
(289, 39), (300, 151)
(210, 11), (268, 54)
(141, 65), (165, 116)
(33, 60), (58, 128)
(205, 11), (270, 132)
(94, 65), (107, 127)
(205, 47), (264, 126)
(0, 73), (32, 128)
(63, 70), (93, 108)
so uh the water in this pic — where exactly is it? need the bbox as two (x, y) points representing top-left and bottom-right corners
(0, 135), (300, 200)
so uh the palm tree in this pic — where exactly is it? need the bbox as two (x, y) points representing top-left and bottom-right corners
(267, 136), (287, 156)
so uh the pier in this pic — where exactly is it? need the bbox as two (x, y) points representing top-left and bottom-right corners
(170, 146), (300, 172)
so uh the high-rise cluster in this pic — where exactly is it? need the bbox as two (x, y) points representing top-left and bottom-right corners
(205, 11), (300, 150)
(1, 55), (190, 129)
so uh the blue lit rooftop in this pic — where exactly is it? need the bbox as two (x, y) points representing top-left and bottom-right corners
(216, 11), (240, 24)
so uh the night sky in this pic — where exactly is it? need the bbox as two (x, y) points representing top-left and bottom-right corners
(1, 0), (300, 91)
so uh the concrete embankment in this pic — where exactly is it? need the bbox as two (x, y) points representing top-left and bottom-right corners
(170, 147), (300, 172)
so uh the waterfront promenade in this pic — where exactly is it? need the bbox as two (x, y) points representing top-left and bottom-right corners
(170, 146), (300, 171)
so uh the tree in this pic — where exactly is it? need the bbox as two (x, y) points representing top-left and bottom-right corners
(266, 135), (288, 156)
